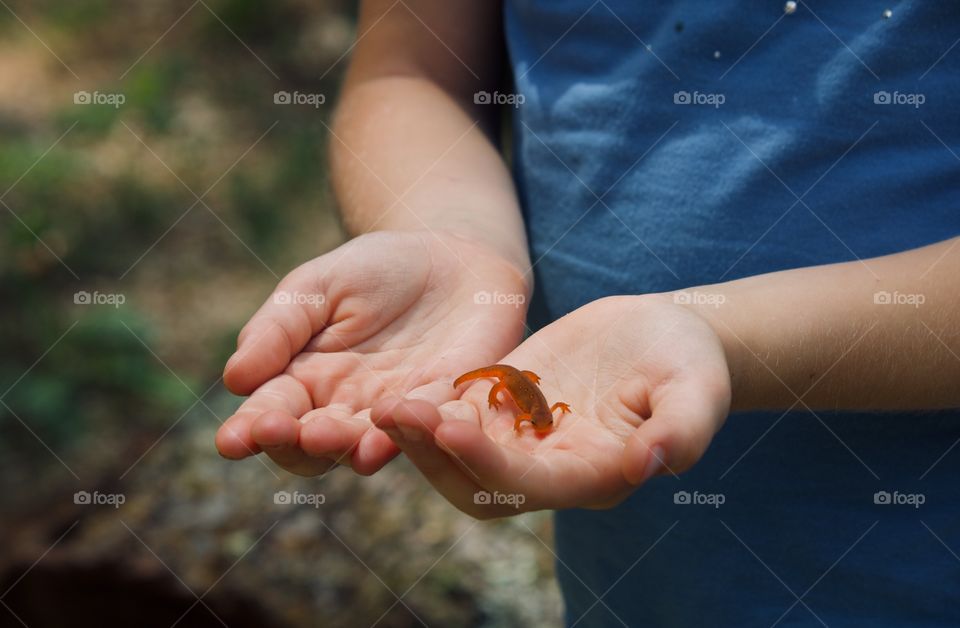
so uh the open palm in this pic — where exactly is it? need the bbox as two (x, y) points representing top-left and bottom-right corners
(216, 230), (528, 476)
(372, 295), (732, 516)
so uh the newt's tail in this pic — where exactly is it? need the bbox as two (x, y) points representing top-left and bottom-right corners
(453, 364), (513, 388)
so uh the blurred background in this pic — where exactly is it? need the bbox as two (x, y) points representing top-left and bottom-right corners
(0, 1), (562, 626)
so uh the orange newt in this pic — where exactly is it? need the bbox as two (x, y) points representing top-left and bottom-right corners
(453, 364), (571, 434)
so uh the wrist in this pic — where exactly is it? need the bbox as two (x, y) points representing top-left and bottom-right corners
(667, 283), (772, 412)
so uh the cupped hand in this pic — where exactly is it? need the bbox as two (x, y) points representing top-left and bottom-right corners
(216, 230), (529, 476)
(372, 295), (732, 517)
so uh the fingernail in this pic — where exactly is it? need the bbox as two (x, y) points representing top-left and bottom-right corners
(642, 445), (665, 483)
(398, 425), (423, 441)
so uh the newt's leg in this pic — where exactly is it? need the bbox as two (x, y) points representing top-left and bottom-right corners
(487, 381), (506, 410)
(520, 370), (541, 385)
(551, 402), (571, 415)
(453, 366), (508, 389)
(548, 403), (571, 429)
(513, 413), (532, 432)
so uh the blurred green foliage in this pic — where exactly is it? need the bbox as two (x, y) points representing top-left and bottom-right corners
(0, 130), (195, 452)
(124, 61), (188, 133)
(0, 0), (349, 467)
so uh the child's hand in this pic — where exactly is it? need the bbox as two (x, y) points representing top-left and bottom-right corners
(216, 230), (528, 476)
(372, 295), (731, 517)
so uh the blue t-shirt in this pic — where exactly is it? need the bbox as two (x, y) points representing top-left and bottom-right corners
(504, 1), (960, 625)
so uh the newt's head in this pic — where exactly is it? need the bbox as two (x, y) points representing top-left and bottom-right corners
(531, 409), (554, 434)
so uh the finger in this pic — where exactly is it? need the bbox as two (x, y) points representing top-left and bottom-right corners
(438, 404), (630, 510)
(622, 381), (727, 485)
(224, 266), (331, 395)
(432, 416), (566, 508)
(371, 397), (480, 487)
(402, 380), (460, 407)
(351, 427), (401, 476)
(251, 410), (337, 477)
(371, 396), (514, 517)
(216, 374), (313, 459)
(298, 406), (400, 475)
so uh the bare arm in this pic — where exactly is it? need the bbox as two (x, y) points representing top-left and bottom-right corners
(330, 0), (531, 275)
(217, 2), (532, 474)
(683, 236), (960, 411)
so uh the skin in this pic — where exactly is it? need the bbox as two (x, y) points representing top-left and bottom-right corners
(220, 0), (960, 519)
(374, 239), (960, 518)
(216, 0), (528, 477)
(453, 364), (571, 433)
(374, 295), (732, 517)
(216, 231), (528, 476)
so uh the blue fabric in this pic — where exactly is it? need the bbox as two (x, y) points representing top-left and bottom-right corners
(504, 1), (960, 626)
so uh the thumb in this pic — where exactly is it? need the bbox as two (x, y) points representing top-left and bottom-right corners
(622, 380), (729, 485)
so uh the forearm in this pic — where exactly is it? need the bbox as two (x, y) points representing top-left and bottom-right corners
(679, 237), (960, 411)
(328, 0), (530, 277)
(331, 76), (530, 274)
